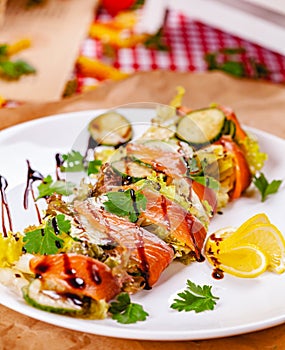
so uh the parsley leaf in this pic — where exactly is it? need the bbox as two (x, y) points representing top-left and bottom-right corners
(37, 175), (75, 199)
(170, 280), (219, 313)
(23, 214), (71, 254)
(109, 293), (149, 324)
(253, 172), (282, 202)
(60, 150), (102, 175)
(61, 150), (85, 172)
(104, 189), (147, 222)
(87, 160), (102, 175)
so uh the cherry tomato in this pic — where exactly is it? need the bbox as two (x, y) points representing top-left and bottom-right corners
(101, 0), (137, 16)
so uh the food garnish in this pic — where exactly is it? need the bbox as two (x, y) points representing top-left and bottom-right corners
(109, 293), (149, 324)
(253, 172), (282, 202)
(0, 88), (283, 323)
(104, 189), (147, 222)
(23, 214), (71, 255)
(205, 213), (285, 277)
(170, 280), (219, 313)
(37, 175), (75, 199)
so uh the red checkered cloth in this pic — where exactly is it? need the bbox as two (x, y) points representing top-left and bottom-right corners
(77, 9), (285, 91)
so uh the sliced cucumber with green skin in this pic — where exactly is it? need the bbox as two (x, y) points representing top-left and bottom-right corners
(111, 158), (153, 180)
(176, 108), (226, 146)
(221, 119), (236, 138)
(88, 111), (132, 146)
(23, 279), (88, 316)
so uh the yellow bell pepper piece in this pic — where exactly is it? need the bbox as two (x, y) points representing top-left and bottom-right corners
(0, 232), (23, 267)
(77, 56), (129, 81)
(89, 23), (147, 48)
(6, 38), (31, 56)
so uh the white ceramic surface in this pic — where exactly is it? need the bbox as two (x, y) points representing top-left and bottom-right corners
(0, 108), (285, 341)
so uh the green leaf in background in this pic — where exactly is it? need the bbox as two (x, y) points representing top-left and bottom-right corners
(0, 60), (36, 80)
(220, 61), (245, 77)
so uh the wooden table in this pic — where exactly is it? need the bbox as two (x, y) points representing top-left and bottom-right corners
(1, 71), (285, 349)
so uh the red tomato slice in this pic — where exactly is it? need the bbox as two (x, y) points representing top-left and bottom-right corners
(218, 136), (251, 200)
(191, 179), (217, 214)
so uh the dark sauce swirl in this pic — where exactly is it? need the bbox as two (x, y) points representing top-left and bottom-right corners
(0, 175), (13, 237)
(23, 160), (44, 224)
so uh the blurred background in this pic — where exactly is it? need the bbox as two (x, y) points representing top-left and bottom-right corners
(1, 0), (285, 105)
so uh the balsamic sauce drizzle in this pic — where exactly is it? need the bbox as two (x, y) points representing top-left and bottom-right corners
(0, 175), (13, 237)
(129, 189), (139, 219)
(55, 153), (64, 180)
(23, 160), (44, 224)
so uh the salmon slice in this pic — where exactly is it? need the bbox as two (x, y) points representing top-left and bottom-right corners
(126, 143), (187, 179)
(29, 254), (121, 301)
(74, 200), (174, 288)
(126, 143), (217, 213)
(140, 188), (207, 261)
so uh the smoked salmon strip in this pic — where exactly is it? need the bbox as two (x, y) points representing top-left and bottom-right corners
(29, 253), (121, 301)
(74, 199), (174, 288)
(140, 188), (207, 261)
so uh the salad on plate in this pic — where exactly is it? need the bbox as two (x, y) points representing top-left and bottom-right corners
(0, 88), (282, 324)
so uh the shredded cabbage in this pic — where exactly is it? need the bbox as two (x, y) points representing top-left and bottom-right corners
(239, 133), (267, 174)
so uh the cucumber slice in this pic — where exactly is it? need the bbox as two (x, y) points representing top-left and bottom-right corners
(111, 158), (153, 180)
(176, 108), (226, 146)
(88, 111), (132, 146)
(222, 119), (236, 138)
(23, 279), (87, 316)
(141, 139), (178, 153)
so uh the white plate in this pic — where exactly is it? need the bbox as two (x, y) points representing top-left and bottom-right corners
(0, 107), (285, 341)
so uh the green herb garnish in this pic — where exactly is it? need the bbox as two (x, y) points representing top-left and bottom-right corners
(61, 151), (85, 172)
(0, 60), (36, 80)
(109, 293), (149, 324)
(104, 189), (147, 222)
(87, 160), (102, 175)
(60, 150), (102, 175)
(253, 172), (282, 202)
(170, 280), (219, 313)
(37, 175), (75, 199)
(204, 47), (270, 79)
(23, 214), (71, 255)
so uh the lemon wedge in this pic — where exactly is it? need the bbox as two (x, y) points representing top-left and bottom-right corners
(237, 213), (270, 234)
(212, 244), (268, 278)
(205, 213), (285, 277)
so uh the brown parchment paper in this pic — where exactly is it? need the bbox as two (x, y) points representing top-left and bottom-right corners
(1, 70), (285, 349)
